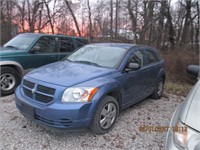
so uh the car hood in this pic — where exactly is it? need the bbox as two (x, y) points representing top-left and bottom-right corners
(0, 47), (24, 56)
(0, 46), (18, 52)
(26, 61), (115, 87)
(180, 80), (200, 131)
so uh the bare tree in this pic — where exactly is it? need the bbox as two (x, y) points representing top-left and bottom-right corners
(166, 1), (175, 49)
(43, 0), (54, 34)
(139, 1), (155, 44)
(64, 0), (81, 36)
(0, 0), (16, 44)
(195, 1), (199, 50)
(1, 0), (199, 50)
(15, 0), (26, 32)
(115, 0), (119, 38)
(87, 0), (92, 41)
(110, 0), (113, 38)
(180, 0), (192, 45)
(127, 0), (138, 43)
(26, 0), (43, 32)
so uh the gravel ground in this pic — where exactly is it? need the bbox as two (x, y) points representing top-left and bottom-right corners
(0, 93), (184, 150)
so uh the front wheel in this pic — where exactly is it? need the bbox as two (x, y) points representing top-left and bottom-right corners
(151, 78), (164, 99)
(91, 96), (119, 134)
(0, 67), (21, 96)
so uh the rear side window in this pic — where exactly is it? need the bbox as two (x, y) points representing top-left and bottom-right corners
(144, 49), (160, 65)
(59, 37), (74, 52)
(75, 39), (89, 48)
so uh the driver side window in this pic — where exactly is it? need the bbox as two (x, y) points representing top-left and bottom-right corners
(34, 36), (56, 53)
(128, 50), (144, 67)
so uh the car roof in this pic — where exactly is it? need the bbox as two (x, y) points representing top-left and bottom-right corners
(87, 43), (158, 52)
(19, 33), (88, 40)
(88, 43), (137, 50)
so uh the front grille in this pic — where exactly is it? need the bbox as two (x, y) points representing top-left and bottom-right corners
(22, 79), (55, 104)
(35, 115), (73, 127)
(37, 85), (55, 95)
(23, 80), (35, 88)
(23, 87), (33, 99)
(35, 93), (53, 103)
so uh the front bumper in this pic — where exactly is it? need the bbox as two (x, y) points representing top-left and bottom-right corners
(165, 126), (181, 150)
(165, 105), (183, 150)
(15, 86), (96, 129)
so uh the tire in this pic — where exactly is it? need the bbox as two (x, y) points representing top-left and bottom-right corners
(91, 96), (119, 134)
(151, 78), (164, 99)
(0, 67), (21, 96)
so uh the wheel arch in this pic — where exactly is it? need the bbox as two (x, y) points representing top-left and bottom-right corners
(157, 68), (166, 82)
(106, 90), (122, 111)
(0, 61), (24, 78)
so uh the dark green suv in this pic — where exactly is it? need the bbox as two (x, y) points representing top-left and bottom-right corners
(0, 33), (89, 96)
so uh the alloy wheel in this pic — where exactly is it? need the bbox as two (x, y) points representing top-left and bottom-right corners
(0, 73), (16, 91)
(99, 102), (117, 129)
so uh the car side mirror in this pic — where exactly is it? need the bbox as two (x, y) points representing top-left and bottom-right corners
(30, 45), (41, 53)
(187, 65), (199, 78)
(125, 63), (140, 72)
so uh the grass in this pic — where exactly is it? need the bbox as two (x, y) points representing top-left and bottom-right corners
(164, 81), (193, 96)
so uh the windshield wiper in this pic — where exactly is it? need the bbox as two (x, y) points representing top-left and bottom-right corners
(62, 58), (72, 62)
(4, 45), (18, 49)
(73, 60), (101, 67)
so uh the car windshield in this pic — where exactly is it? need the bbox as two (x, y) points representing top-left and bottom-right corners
(4, 34), (37, 50)
(66, 45), (127, 68)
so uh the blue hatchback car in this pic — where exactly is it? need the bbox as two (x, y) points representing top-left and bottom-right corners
(15, 43), (165, 134)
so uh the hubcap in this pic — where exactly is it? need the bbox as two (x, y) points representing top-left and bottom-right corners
(99, 102), (117, 129)
(157, 81), (164, 96)
(0, 73), (16, 91)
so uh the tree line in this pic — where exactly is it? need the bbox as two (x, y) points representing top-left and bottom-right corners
(0, 0), (199, 50)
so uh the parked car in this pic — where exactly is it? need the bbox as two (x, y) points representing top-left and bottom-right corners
(0, 33), (89, 96)
(165, 65), (200, 150)
(15, 43), (165, 134)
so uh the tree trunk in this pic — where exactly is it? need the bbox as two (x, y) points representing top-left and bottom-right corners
(195, 1), (199, 50)
(166, 3), (175, 49)
(64, 0), (81, 36)
(180, 0), (192, 45)
(127, 0), (137, 43)
(140, 1), (147, 44)
(115, 0), (119, 38)
(147, 2), (154, 45)
(110, 0), (113, 38)
(43, 0), (54, 34)
(87, 0), (92, 41)
(157, 1), (166, 48)
(38, 9), (42, 33)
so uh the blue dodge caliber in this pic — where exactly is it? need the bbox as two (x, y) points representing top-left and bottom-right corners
(15, 43), (165, 134)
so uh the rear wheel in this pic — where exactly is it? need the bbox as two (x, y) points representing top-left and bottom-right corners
(0, 67), (21, 96)
(151, 78), (164, 99)
(91, 96), (119, 134)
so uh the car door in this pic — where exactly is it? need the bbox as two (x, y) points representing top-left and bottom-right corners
(23, 36), (59, 69)
(57, 37), (75, 60)
(119, 49), (147, 107)
(142, 48), (162, 93)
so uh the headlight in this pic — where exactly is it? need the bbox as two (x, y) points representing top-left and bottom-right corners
(173, 120), (200, 149)
(173, 121), (188, 148)
(61, 87), (98, 103)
